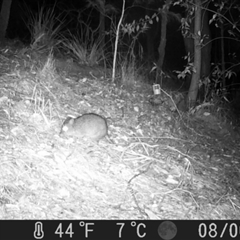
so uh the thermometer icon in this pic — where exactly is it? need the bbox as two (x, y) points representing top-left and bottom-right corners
(34, 221), (44, 239)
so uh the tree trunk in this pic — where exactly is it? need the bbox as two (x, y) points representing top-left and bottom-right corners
(156, 0), (172, 82)
(187, 0), (201, 106)
(146, 5), (154, 65)
(182, 1), (211, 103)
(220, 19), (225, 91)
(99, 0), (105, 50)
(0, 0), (12, 39)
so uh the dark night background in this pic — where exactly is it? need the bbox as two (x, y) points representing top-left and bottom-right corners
(4, 1), (240, 68)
